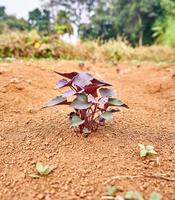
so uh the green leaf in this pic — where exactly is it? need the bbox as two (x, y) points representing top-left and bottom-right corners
(43, 165), (55, 175)
(99, 88), (116, 97)
(36, 162), (46, 174)
(100, 111), (113, 121)
(83, 127), (91, 134)
(70, 94), (91, 109)
(36, 163), (54, 176)
(125, 191), (144, 200)
(29, 173), (40, 179)
(108, 98), (127, 107)
(146, 145), (157, 155)
(149, 192), (162, 200)
(44, 95), (67, 108)
(140, 149), (148, 157)
(134, 191), (144, 200)
(125, 191), (135, 199)
(70, 115), (85, 127)
(106, 186), (117, 197)
(146, 145), (154, 151)
(138, 143), (145, 149)
(149, 149), (157, 155)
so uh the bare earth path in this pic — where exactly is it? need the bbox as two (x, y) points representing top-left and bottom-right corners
(0, 60), (175, 200)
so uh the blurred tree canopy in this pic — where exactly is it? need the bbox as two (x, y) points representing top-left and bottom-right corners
(29, 8), (50, 34)
(153, 0), (175, 47)
(0, 6), (30, 33)
(79, 0), (163, 45)
(1, 0), (175, 46)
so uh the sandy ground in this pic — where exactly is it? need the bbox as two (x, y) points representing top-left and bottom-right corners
(0, 59), (175, 200)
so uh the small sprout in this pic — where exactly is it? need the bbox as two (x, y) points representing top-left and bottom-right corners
(149, 192), (162, 200)
(29, 162), (55, 178)
(36, 162), (54, 175)
(82, 127), (91, 137)
(27, 108), (33, 113)
(79, 61), (85, 68)
(125, 191), (144, 200)
(43, 72), (128, 135)
(106, 185), (117, 197)
(138, 144), (157, 157)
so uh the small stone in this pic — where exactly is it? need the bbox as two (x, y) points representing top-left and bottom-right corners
(37, 193), (45, 200)
(57, 138), (63, 143)
(0, 87), (7, 93)
(79, 190), (87, 198)
(26, 79), (32, 84)
(50, 189), (56, 194)
(10, 78), (20, 84)
(26, 140), (31, 145)
(45, 194), (52, 200)
(0, 136), (5, 141)
(44, 142), (49, 146)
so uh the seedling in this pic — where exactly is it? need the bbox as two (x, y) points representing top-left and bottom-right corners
(27, 108), (33, 113)
(102, 186), (162, 200)
(125, 191), (144, 200)
(149, 192), (162, 200)
(44, 72), (128, 135)
(138, 144), (157, 157)
(29, 162), (55, 178)
(78, 61), (85, 68)
(106, 185), (117, 197)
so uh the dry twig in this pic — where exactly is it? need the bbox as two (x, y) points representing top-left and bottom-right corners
(104, 174), (175, 185)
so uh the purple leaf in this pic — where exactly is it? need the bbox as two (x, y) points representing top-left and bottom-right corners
(62, 90), (76, 97)
(70, 94), (91, 110)
(44, 95), (67, 108)
(99, 88), (116, 97)
(88, 94), (96, 103)
(56, 79), (69, 88)
(84, 84), (102, 97)
(109, 108), (120, 113)
(98, 97), (109, 105)
(55, 71), (78, 79)
(91, 78), (112, 86)
(73, 72), (93, 88)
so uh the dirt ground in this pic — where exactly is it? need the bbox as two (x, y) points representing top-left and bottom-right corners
(0, 59), (175, 200)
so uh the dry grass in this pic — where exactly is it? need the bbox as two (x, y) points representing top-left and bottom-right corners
(0, 31), (175, 63)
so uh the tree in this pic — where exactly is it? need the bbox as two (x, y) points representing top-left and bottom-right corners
(0, 6), (30, 33)
(29, 8), (50, 34)
(153, 0), (175, 47)
(79, 0), (163, 45)
(0, 6), (6, 19)
(40, 0), (97, 32)
(54, 10), (73, 35)
(5, 16), (30, 31)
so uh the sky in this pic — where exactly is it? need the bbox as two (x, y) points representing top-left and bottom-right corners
(0, 0), (41, 19)
(0, 0), (78, 44)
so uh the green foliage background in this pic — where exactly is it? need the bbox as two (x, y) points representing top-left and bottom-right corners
(0, 0), (175, 49)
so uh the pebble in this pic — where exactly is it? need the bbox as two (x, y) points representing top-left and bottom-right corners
(10, 78), (20, 84)
(45, 194), (52, 200)
(26, 140), (31, 145)
(0, 136), (5, 141)
(0, 88), (7, 93)
(37, 193), (45, 200)
(26, 79), (32, 84)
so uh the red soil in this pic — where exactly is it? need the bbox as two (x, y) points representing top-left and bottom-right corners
(0, 60), (175, 200)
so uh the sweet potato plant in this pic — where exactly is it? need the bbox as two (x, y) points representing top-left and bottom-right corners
(44, 72), (128, 135)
